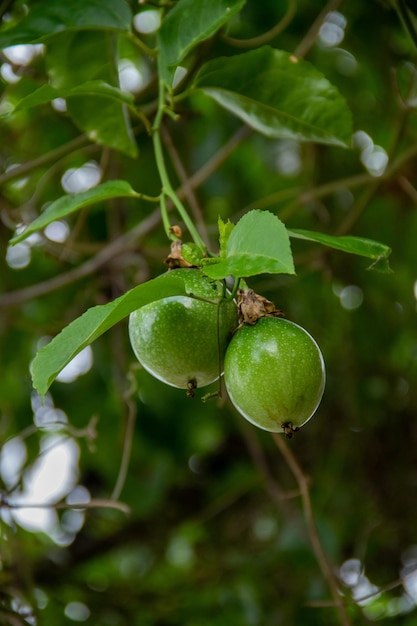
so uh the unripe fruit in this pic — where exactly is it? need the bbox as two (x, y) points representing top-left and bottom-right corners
(129, 269), (238, 391)
(224, 317), (325, 434)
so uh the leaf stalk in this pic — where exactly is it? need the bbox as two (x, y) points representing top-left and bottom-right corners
(152, 80), (207, 252)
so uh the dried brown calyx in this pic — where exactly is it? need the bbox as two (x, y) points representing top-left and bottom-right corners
(237, 288), (284, 326)
(165, 239), (195, 270)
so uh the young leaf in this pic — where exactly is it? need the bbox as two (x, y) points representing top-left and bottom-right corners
(10, 180), (140, 245)
(158, 0), (245, 86)
(32, 273), (188, 397)
(203, 210), (295, 279)
(289, 229), (392, 271)
(181, 243), (205, 266)
(218, 216), (234, 258)
(0, 0), (132, 47)
(6, 81), (134, 117)
(193, 46), (353, 147)
(46, 30), (137, 157)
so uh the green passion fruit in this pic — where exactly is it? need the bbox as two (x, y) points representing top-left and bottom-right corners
(224, 317), (325, 434)
(128, 269), (238, 391)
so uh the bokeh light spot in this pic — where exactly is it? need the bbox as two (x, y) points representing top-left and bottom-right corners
(133, 10), (161, 34)
(56, 346), (93, 384)
(65, 601), (91, 622)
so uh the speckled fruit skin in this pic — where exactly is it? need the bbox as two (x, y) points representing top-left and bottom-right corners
(129, 269), (238, 389)
(224, 317), (325, 433)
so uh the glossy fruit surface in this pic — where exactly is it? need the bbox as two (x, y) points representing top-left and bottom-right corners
(129, 269), (238, 390)
(224, 317), (325, 433)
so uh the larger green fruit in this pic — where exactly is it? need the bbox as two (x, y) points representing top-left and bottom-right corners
(224, 317), (325, 433)
(129, 269), (238, 390)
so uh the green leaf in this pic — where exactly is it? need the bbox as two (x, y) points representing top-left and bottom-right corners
(46, 30), (137, 157)
(288, 229), (392, 271)
(10, 180), (140, 245)
(203, 210), (295, 279)
(181, 243), (205, 266)
(32, 273), (188, 397)
(5, 81), (134, 117)
(218, 217), (234, 258)
(158, 0), (246, 86)
(193, 46), (353, 146)
(0, 0), (132, 47)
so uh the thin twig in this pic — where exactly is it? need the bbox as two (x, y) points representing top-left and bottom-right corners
(238, 419), (300, 514)
(161, 124), (210, 246)
(397, 175), (417, 203)
(184, 125), (251, 190)
(306, 577), (404, 608)
(0, 211), (160, 307)
(223, 0), (297, 48)
(239, 174), (375, 220)
(272, 434), (352, 626)
(0, 126), (250, 308)
(199, 481), (256, 523)
(2, 498), (131, 515)
(335, 181), (380, 236)
(0, 135), (91, 187)
(293, 0), (345, 59)
(351, 578), (403, 603)
(395, 0), (417, 50)
(110, 380), (137, 501)
(278, 139), (417, 230)
(335, 122), (417, 236)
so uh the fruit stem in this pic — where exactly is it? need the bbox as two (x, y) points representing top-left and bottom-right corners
(216, 296), (223, 398)
(188, 281), (231, 400)
(225, 277), (242, 302)
(186, 293), (222, 306)
(152, 80), (207, 252)
(159, 193), (173, 241)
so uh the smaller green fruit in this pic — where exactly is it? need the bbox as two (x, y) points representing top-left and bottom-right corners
(128, 269), (238, 390)
(224, 317), (325, 434)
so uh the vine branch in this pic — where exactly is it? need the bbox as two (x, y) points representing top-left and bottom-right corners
(272, 434), (352, 626)
(222, 0), (297, 48)
(110, 373), (138, 501)
(293, 0), (345, 59)
(152, 80), (207, 250)
(161, 124), (210, 247)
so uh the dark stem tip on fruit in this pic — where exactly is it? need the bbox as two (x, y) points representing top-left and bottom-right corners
(186, 378), (197, 398)
(282, 422), (300, 439)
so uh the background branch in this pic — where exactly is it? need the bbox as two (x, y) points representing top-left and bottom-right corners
(0, 135), (91, 187)
(0, 126), (250, 308)
(272, 434), (352, 626)
(293, 0), (345, 58)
